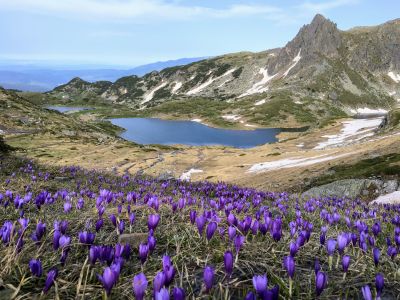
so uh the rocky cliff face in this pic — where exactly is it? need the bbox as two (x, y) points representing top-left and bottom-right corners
(50, 15), (400, 120)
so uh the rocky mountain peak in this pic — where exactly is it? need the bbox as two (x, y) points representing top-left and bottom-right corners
(291, 14), (341, 56)
(268, 14), (342, 74)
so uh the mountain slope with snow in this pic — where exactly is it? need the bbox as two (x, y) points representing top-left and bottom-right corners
(50, 15), (399, 125)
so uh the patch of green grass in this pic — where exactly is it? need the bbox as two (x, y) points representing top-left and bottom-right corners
(311, 153), (400, 187)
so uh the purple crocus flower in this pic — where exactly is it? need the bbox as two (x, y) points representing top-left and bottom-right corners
(153, 271), (166, 293)
(18, 218), (29, 231)
(189, 210), (196, 224)
(271, 218), (282, 241)
(95, 219), (104, 232)
(283, 256), (295, 279)
(289, 242), (299, 257)
(234, 235), (245, 254)
(203, 266), (214, 292)
(63, 201), (72, 213)
(54, 220), (68, 234)
(98, 267), (117, 296)
(163, 257), (176, 286)
(326, 239), (336, 256)
(109, 214), (117, 227)
(118, 220), (125, 234)
(148, 235), (156, 252)
(361, 285), (372, 300)
(228, 226), (236, 241)
(89, 245), (100, 265)
(387, 245), (397, 259)
(373, 248), (380, 266)
(78, 231), (95, 245)
(29, 259), (42, 277)
(224, 251), (234, 275)
(206, 222), (217, 241)
(342, 255), (350, 273)
(139, 243), (149, 264)
(148, 214), (160, 231)
(76, 198), (84, 210)
(53, 230), (61, 250)
(132, 273), (148, 300)
(173, 287), (185, 300)
(43, 268), (58, 293)
(315, 271), (327, 296)
(252, 274), (267, 296)
(375, 273), (384, 299)
(155, 288), (170, 300)
(32, 221), (46, 243)
(245, 291), (256, 300)
(337, 233), (347, 254)
(59, 235), (71, 249)
(196, 215), (206, 235)
(129, 213), (135, 225)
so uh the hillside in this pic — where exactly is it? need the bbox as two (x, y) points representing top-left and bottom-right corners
(0, 87), (121, 142)
(49, 14), (400, 127)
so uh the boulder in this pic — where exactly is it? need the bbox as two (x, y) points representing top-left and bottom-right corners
(302, 179), (377, 199)
(118, 233), (148, 248)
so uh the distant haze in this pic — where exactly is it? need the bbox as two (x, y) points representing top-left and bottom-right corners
(0, 57), (206, 91)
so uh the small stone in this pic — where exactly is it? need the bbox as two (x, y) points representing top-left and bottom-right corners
(118, 233), (148, 248)
(54, 177), (69, 182)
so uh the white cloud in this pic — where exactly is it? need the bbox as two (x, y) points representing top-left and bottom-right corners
(0, 0), (282, 22)
(300, 0), (360, 12)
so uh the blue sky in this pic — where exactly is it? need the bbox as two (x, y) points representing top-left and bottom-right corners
(0, 0), (399, 67)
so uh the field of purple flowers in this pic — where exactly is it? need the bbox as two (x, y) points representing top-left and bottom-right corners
(0, 155), (399, 299)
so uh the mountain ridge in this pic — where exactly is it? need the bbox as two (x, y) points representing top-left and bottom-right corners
(50, 14), (400, 127)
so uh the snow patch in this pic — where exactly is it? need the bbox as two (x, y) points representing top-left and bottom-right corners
(245, 124), (257, 128)
(191, 119), (202, 123)
(141, 82), (168, 105)
(314, 118), (383, 150)
(296, 143), (304, 148)
(171, 82), (182, 94)
(349, 107), (388, 115)
(388, 91), (396, 96)
(217, 79), (232, 88)
(240, 68), (277, 97)
(294, 100), (303, 105)
(371, 191), (400, 205)
(222, 115), (241, 121)
(388, 71), (400, 83)
(255, 99), (266, 106)
(283, 49), (302, 77)
(186, 69), (236, 95)
(179, 169), (203, 181)
(248, 153), (350, 173)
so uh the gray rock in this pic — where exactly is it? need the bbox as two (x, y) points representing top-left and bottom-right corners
(157, 171), (175, 181)
(118, 233), (148, 248)
(62, 130), (76, 137)
(302, 179), (389, 199)
(383, 180), (399, 194)
(54, 177), (69, 182)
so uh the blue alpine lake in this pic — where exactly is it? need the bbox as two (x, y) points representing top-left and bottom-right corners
(110, 117), (285, 148)
(46, 106), (93, 113)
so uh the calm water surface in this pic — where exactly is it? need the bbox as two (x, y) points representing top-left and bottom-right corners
(46, 106), (93, 113)
(110, 118), (283, 148)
